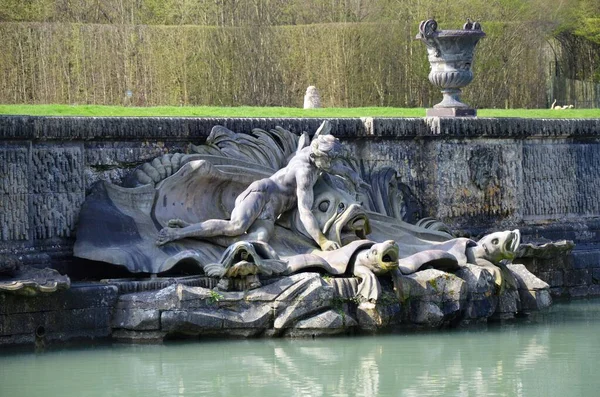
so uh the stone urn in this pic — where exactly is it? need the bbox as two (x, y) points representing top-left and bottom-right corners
(416, 19), (485, 117)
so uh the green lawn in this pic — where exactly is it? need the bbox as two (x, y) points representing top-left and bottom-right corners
(0, 104), (599, 118)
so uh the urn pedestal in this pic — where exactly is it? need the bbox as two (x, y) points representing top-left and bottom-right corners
(416, 19), (485, 117)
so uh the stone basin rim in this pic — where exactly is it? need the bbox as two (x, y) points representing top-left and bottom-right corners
(416, 30), (486, 40)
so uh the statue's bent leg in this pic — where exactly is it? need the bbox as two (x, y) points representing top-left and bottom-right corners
(156, 191), (266, 245)
(246, 220), (275, 242)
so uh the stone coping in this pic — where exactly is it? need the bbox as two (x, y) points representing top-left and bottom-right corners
(1, 116), (599, 141)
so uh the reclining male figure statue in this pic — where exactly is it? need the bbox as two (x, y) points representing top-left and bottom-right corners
(156, 126), (359, 251)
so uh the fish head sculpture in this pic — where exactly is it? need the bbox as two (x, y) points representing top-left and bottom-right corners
(475, 229), (521, 263)
(354, 240), (400, 275)
(300, 178), (371, 247)
(284, 177), (370, 248)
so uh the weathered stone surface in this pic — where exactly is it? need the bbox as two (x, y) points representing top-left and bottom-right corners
(176, 285), (244, 310)
(161, 306), (272, 336)
(112, 329), (167, 342)
(507, 264), (552, 311)
(426, 108), (477, 117)
(407, 301), (445, 326)
(0, 116), (368, 141)
(519, 289), (552, 311)
(537, 270), (564, 287)
(0, 144), (29, 241)
(139, 274), (339, 337)
(0, 307), (106, 335)
(112, 308), (161, 331)
(550, 287), (567, 298)
(571, 250), (600, 269)
(518, 249), (575, 274)
(0, 255), (20, 275)
(105, 276), (217, 294)
(0, 283), (117, 315)
(356, 301), (401, 331)
(0, 283), (118, 346)
(568, 286), (590, 298)
(273, 274), (328, 301)
(395, 269), (466, 303)
(563, 269), (591, 287)
(325, 277), (359, 299)
(523, 143), (600, 220)
(455, 264), (496, 294)
(588, 284), (600, 296)
(294, 310), (344, 329)
(30, 145), (85, 239)
(507, 264), (550, 290)
(244, 273), (300, 302)
(517, 240), (574, 259)
(274, 275), (335, 330)
(494, 288), (521, 319)
(394, 269), (466, 326)
(222, 305), (273, 329)
(592, 268), (600, 283)
(161, 309), (224, 333)
(455, 264), (497, 319)
(115, 285), (177, 310)
(435, 141), (521, 223)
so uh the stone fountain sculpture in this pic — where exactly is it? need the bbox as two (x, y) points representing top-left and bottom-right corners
(74, 121), (551, 336)
(417, 19), (485, 117)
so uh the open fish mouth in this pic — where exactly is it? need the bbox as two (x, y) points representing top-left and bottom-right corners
(223, 243), (256, 266)
(503, 229), (521, 258)
(330, 204), (371, 245)
(379, 241), (400, 270)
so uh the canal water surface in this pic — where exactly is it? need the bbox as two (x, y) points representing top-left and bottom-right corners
(1, 299), (599, 396)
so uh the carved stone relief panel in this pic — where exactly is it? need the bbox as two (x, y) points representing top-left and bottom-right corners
(0, 144), (29, 241)
(30, 145), (85, 239)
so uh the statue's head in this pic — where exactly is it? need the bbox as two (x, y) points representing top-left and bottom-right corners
(310, 134), (342, 172)
(476, 229), (521, 263)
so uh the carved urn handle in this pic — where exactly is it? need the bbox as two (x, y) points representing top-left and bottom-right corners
(418, 19), (440, 56)
(418, 19), (438, 39)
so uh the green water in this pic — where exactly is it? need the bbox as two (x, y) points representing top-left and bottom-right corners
(1, 300), (600, 397)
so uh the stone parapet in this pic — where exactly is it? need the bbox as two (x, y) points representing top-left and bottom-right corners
(2, 116), (599, 141)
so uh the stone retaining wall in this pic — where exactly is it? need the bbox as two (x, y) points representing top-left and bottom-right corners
(1, 116), (599, 297)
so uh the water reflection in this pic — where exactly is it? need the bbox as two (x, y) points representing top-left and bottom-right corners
(1, 300), (600, 396)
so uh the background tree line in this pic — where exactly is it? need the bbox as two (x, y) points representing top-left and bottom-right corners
(0, 0), (598, 108)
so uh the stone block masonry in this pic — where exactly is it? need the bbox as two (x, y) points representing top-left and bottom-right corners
(1, 116), (599, 296)
(0, 284), (118, 346)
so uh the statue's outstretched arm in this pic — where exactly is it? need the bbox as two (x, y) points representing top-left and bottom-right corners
(296, 172), (339, 251)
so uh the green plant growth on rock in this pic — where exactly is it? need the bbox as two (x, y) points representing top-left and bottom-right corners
(208, 290), (224, 304)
